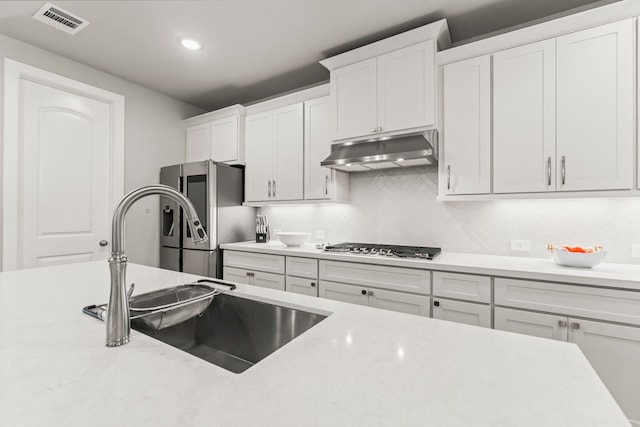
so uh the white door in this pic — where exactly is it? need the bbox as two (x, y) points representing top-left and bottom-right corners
(494, 307), (568, 340)
(244, 112), (274, 202)
(304, 96), (332, 200)
(319, 280), (368, 306)
(211, 115), (239, 163)
(569, 318), (640, 427)
(432, 298), (491, 328)
(273, 103), (303, 201)
(3, 59), (124, 270)
(369, 288), (430, 317)
(493, 39), (556, 193)
(186, 122), (211, 162)
(556, 19), (634, 191)
(377, 40), (435, 133)
(442, 55), (491, 195)
(331, 58), (377, 140)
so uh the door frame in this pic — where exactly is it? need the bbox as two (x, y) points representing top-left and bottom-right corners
(2, 58), (125, 271)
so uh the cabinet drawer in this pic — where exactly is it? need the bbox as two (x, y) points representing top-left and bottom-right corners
(494, 307), (567, 341)
(223, 250), (284, 274)
(285, 276), (318, 297)
(319, 280), (368, 306)
(319, 260), (430, 295)
(223, 266), (285, 291)
(369, 288), (430, 317)
(432, 298), (491, 328)
(495, 278), (640, 326)
(286, 257), (318, 279)
(433, 271), (491, 303)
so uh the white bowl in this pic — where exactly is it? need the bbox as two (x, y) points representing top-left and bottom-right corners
(551, 249), (607, 268)
(276, 232), (311, 247)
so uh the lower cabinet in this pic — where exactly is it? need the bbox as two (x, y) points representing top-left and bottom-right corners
(495, 307), (640, 426)
(222, 266), (285, 291)
(285, 276), (318, 297)
(432, 298), (491, 328)
(319, 280), (430, 316)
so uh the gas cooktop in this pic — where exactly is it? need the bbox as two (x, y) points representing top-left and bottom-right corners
(322, 243), (441, 260)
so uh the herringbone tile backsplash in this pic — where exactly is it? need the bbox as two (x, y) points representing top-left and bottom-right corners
(262, 166), (640, 264)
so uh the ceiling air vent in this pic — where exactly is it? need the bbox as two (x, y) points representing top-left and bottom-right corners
(32, 2), (89, 35)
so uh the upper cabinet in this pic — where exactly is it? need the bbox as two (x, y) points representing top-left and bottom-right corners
(439, 17), (635, 199)
(556, 19), (634, 192)
(321, 20), (451, 143)
(184, 105), (245, 164)
(330, 41), (436, 141)
(441, 55), (491, 195)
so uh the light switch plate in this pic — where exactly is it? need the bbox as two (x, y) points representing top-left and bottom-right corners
(511, 240), (531, 252)
(632, 244), (640, 258)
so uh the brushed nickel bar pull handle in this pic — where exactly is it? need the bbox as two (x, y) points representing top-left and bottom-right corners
(325, 175), (329, 196)
(547, 156), (552, 186)
(558, 320), (567, 328)
(273, 180), (276, 198)
(570, 322), (580, 330)
(268, 180), (271, 198)
(246, 272), (255, 277)
(447, 165), (451, 190)
(561, 156), (566, 185)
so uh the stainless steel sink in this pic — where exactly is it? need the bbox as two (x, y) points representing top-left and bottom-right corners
(132, 293), (328, 373)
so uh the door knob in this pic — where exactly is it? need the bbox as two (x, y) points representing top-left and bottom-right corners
(99, 240), (109, 247)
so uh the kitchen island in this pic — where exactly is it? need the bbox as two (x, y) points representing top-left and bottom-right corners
(0, 261), (629, 426)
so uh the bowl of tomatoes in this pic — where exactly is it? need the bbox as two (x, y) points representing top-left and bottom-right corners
(547, 244), (606, 268)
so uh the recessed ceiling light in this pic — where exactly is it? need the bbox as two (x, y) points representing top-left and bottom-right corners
(179, 36), (202, 51)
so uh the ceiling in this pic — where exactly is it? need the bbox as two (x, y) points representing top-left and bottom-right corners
(0, 0), (619, 110)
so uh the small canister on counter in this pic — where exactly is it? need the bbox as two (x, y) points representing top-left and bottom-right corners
(256, 214), (269, 243)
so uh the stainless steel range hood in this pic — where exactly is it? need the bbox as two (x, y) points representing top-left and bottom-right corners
(321, 129), (438, 172)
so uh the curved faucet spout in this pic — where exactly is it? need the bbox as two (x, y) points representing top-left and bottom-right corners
(106, 184), (208, 347)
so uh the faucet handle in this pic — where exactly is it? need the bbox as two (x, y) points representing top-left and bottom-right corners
(127, 283), (135, 301)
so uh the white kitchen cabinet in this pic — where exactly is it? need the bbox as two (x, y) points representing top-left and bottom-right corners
(432, 271), (491, 303)
(442, 55), (491, 195)
(432, 298), (491, 328)
(556, 19), (634, 192)
(185, 105), (245, 164)
(494, 307), (568, 341)
(493, 39), (556, 193)
(222, 266), (285, 291)
(330, 41), (436, 141)
(319, 280), (430, 316)
(245, 103), (304, 202)
(223, 250), (284, 274)
(285, 276), (318, 297)
(304, 96), (349, 201)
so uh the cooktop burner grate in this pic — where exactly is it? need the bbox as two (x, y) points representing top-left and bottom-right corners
(323, 243), (441, 260)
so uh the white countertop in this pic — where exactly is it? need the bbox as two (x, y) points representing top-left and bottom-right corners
(0, 261), (629, 426)
(221, 241), (640, 291)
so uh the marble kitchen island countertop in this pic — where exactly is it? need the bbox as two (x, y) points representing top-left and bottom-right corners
(221, 241), (640, 290)
(0, 261), (630, 426)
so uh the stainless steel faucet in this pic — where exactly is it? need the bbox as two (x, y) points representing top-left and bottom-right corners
(106, 184), (208, 347)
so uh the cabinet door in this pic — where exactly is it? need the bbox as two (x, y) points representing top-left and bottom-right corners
(245, 112), (274, 201)
(286, 276), (318, 297)
(494, 307), (568, 341)
(432, 298), (491, 328)
(556, 19), (634, 191)
(211, 115), (239, 163)
(570, 319), (640, 426)
(273, 103), (303, 200)
(285, 256), (318, 279)
(304, 96), (333, 200)
(331, 58), (377, 140)
(442, 55), (491, 194)
(369, 288), (430, 317)
(222, 266), (253, 286)
(186, 122), (211, 162)
(319, 280), (368, 306)
(377, 40), (435, 133)
(493, 39), (556, 193)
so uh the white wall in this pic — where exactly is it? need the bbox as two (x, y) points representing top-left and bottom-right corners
(263, 166), (640, 265)
(0, 33), (205, 267)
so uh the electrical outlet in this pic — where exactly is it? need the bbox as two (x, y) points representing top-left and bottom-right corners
(510, 240), (531, 252)
(632, 244), (640, 258)
(314, 230), (326, 241)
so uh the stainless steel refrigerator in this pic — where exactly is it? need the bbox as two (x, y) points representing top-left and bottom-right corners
(159, 160), (255, 278)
